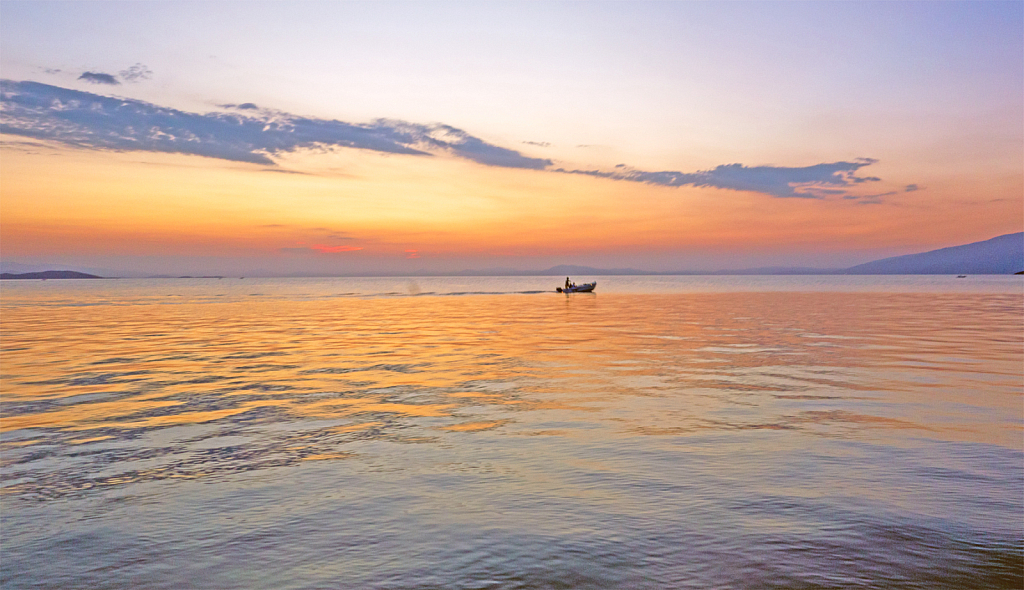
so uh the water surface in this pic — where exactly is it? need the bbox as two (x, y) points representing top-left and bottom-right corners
(2, 276), (1021, 588)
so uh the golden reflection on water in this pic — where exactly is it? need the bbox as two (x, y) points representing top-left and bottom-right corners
(1, 290), (1021, 494)
(442, 420), (508, 432)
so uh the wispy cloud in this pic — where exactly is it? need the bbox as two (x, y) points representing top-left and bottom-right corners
(310, 244), (362, 253)
(78, 72), (119, 85)
(221, 102), (259, 110)
(843, 190), (895, 204)
(259, 224), (354, 241)
(260, 168), (312, 175)
(118, 63), (153, 83)
(0, 137), (63, 156)
(385, 121), (551, 170)
(0, 80), (550, 169)
(556, 159), (882, 199)
(280, 245), (363, 254)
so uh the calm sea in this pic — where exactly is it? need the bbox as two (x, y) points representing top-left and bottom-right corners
(1, 276), (1021, 589)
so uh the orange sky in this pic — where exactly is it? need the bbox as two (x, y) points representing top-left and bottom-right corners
(2, 136), (1019, 274)
(1, 2), (1021, 275)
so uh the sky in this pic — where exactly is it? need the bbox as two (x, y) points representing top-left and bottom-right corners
(1, 1), (1021, 275)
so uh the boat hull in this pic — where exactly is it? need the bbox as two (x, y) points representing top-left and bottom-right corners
(556, 282), (596, 293)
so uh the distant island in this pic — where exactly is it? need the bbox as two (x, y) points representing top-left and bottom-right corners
(0, 270), (104, 280)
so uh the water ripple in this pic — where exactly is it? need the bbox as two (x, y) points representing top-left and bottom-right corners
(1, 279), (1021, 588)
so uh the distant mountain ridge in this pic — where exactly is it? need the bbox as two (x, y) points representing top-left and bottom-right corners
(2, 233), (1020, 277)
(455, 264), (650, 276)
(0, 271), (103, 280)
(841, 232), (1023, 275)
(455, 265), (838, 276)
(537, 233), (1023, 276)
(0, 261), (144, 277)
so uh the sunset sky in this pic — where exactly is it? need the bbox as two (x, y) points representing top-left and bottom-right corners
(1, 1), (1021, 275)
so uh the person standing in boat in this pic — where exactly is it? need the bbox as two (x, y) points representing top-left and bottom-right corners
(565, 277), (571, 290)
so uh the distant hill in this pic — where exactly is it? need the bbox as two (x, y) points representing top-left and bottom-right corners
(0, 270), (104, 280)
(718, 266), (840, 275)
(461, 235), (1024, 276)
(0, 260), (142, 277)
(842, 232), (1023, 275)
(3, 234), (1020, 278)
(536, 265), (649, 276)
(452, 267), (526, 276)
(455, 264), (649, 276)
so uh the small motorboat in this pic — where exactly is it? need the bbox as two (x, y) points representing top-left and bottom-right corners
(556, 281), (596, 293)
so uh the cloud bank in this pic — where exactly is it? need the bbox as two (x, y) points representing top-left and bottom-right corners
(557, 159), (882, 199)
(0, 80), (898, 199)
(0, 80), (552, 169)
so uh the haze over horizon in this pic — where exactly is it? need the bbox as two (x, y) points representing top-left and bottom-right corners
(1, 1), (1021, 276)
